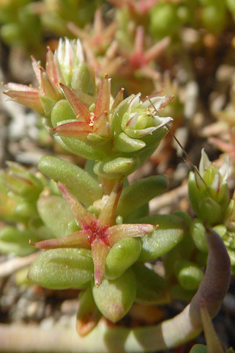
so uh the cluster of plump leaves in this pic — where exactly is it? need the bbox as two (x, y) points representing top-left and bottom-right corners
(2, 36), (235, 338)
(26, 156), (190, 325)
(0, 161), (60, 256)
(188, 150), (235, 274)
(4, 37), (173, 180)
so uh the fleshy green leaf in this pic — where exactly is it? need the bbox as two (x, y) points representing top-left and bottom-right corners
(92, 268), (136, 323)
(191, 219), (208, 252)
(175, 260), (204, 291)
(37, 195), (79, 238)
(105, 238), (142, 280)
(0, 226), (39, 256)
(189, 345), (208, 353)
(113, 132), (146, 153)
(28, 248), (94, 289)
(138, 214), (186, 262)
(133, 263), (170, 304)
(51, 99), (76, 128)
(116, 176), (168, 218)
(94, 157), (139, 179)
(38, 156), (103, 206)
(56, 135), (106, 160)
(76, 286), (102, 336)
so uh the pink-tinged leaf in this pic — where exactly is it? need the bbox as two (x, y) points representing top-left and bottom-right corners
(4, 83), (39, 92)
(53, 121), (93, 140)
(3, 90), (44, 114)
(144, 37), (170, 63)
(93, 111), (110, 137)
(94, 74), (110, 116)
(58, 182), (94, 226)
(40, 68), (61, 101)
(98, 179), (123, 227)
(46, 48), (59, 87)
(108, 223), (156, 246)
(134, 26), (144, 54)
(111, 88), (124, 111)
(91, 239), (110, 287)
(60, 83), (91, 122)
(93, 8), (103, 37)
(54, 55), (65, 84)
(31, 56), (41, 86)
(31, 230), (90, 249)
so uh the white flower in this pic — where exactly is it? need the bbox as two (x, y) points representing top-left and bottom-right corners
(54, 38), (84, 86)
(196, 149), (229, 192)
(122, 94), (173, 138)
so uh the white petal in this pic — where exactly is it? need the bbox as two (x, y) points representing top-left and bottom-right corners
(152, 115), (172, 127)
(64, 38), (73, 68)
(195, 168), (205, 189)
(56, 38), (64, 63)
(219, 155), (229, 181)
(211, 171), (221, 193)
(126, 113), (138, 128)
(199, 149), (211, 175)
(129, 93), (141, 111)
(75, 39), (84, 62)
(143, 96), (168, 111)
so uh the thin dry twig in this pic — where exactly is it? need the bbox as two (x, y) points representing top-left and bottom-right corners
(0, 252), (40, 278)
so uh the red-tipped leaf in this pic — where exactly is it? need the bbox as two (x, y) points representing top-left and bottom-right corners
(60, 83), (91, 122)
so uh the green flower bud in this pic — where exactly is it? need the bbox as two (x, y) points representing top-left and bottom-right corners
(92, 268), (136, 323)
(28, 248), (94, 289)
(188, 150), (230, 226)
(55, 38), (85, 88)
(120, 94), (172, 140)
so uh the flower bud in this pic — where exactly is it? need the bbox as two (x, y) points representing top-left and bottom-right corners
(188, 150), (230, 226)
